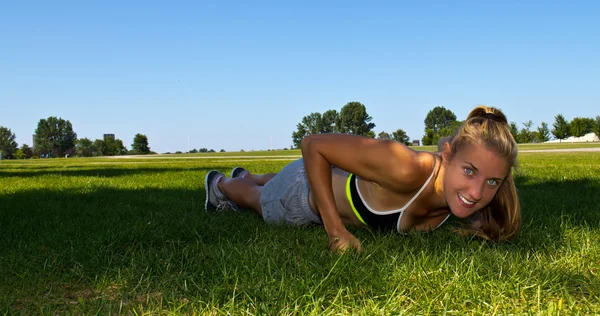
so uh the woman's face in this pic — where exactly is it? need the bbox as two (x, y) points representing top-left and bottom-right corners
(443, 142), (511, 218)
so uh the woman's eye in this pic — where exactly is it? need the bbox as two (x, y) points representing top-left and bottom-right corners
(487, 179), (498, 186)
(464, 168), (473, 176)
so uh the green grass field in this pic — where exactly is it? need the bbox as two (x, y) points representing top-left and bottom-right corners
(1, 147), (599, 314)
(102, 142), (600, 159)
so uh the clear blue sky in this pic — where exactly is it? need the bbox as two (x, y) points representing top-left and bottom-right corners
(2, 1), (598, 153)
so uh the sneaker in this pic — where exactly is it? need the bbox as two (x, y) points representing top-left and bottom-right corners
(204, 170), (239, 212)
(230, 167), (249, 179)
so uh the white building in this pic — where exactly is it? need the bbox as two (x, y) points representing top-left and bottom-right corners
(546, 132), (599, 143)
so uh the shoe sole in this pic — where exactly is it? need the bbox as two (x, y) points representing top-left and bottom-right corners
(231, 167), (241, 178)
(204, 170), (215, 212)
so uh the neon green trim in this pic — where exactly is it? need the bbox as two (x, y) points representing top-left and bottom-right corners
(346, 173), (366, 225)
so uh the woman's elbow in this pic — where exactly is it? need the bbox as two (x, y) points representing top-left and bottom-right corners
(300, 135), (316, 153)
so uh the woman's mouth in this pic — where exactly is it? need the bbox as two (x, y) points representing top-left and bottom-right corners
(458, 193), (476, 208)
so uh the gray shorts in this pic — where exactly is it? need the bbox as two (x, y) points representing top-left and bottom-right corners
(259, 158), (323, 226)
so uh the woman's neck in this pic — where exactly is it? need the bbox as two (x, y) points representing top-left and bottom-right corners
(429, 154), (449, 211)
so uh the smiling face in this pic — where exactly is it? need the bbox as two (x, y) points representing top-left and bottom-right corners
(442, 141), (511, 218)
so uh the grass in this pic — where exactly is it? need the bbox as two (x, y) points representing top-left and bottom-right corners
(1, 150), (599, 314)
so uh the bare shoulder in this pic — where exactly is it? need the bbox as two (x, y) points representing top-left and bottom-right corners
(301, 134), (437, 192)
(376, 143), (437, 193)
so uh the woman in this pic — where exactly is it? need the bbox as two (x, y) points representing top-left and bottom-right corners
(205, 106), (521, 252)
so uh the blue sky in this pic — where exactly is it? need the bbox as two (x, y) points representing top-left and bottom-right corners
(2, 1), (598, 153)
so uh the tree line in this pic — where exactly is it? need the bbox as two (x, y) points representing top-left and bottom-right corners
(2, 107), (599, 159)
(291, 101), (410, 148)
(291, 103), (600, 147)
(0, 117), (153, 159)
(421, 107), (600, 145)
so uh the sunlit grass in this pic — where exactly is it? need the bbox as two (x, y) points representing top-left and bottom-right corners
(88, 141), (600, 158)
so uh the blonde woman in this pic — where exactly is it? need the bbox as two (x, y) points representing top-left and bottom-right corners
(205, 106), (521, 252)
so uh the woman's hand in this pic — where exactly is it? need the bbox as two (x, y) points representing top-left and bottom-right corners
(328, 229), (362, 253)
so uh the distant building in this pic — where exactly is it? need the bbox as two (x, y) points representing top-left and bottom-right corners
(104, 134), (115, 141)
(32, 134), (36, 150)
(546, 132), (599, 143)
(412, 140), (420, 146)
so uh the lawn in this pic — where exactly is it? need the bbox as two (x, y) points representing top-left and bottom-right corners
(1, 150), (599, 314)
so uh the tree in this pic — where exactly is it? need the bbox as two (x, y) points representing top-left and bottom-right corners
(422, 129), (437, 146)
(14, 149), (25, 159)
(220, 149), (226, 152)
(20, 144), (33, 159)
(76, 138), (95, 157)
(517, 120), (534, 144)
(551, 114), (570, 142)
(509, 122), (519, 141)
(303, 113), (323, 135)
(291, 123), (308, 149)
(582, 117), (596, 133)
(291, 112), (323, 148)
(291, 102), (374, 148)
(424, 106), (457, 134)
(33, 117), (77, 157)
(114, 139), (127, 155)
(438, 120), (463, 139)
(530, 131), (541, 143)
(422, 106), (457, 145)
(132, 133), (151, 154)
(336, 102), (376, 136)
(595, 116), (600, 138)
(572, 117), (595, 137)
(321, 110), (338, 133)
(392, 129), (411, 146)
(378, 131), (391, 140)
(291, 109), (341, 148)
(93, 137), (126, 156)
(0, 126), (18, 159)
(93, 139), (105, 156)
(536, 122), (550, 143)
(569, 117), (590, 138)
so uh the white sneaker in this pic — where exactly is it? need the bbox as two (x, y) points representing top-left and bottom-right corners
(230, 167), (249, 179)
(204, 170), (239, 212)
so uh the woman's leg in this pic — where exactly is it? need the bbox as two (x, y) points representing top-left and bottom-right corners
(246, 173), (277, 186)
(217, 178), (264, 216)
(231, 166), (277, 186)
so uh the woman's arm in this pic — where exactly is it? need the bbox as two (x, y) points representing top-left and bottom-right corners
(300, 133), (423, 251)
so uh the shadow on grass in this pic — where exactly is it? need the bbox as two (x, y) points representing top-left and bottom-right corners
(1, 176), (599, 312)
(1, 175), (598, 260)
(0, 165), (233, 178)
(515, 176), (600, 230)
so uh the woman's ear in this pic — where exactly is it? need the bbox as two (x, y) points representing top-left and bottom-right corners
(442, 142), (452, 163)
(437, 136), (452, 152)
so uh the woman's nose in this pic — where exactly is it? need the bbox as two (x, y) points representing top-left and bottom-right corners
(468, 182), (484, 201)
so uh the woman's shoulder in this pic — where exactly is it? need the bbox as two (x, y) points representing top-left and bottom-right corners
(411, 151), (440, 182)
(381, 147), (439, 193)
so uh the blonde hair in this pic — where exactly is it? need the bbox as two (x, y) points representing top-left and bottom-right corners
(448, 106), (521, 241)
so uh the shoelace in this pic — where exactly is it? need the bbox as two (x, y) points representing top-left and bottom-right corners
(215, 199), (237, 212)
(211, 174), (239, 211)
